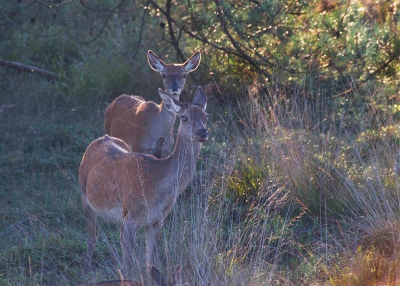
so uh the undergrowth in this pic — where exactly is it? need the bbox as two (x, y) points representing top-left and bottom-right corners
(1, 3), (400, 285)
(2, 71), (400, 285)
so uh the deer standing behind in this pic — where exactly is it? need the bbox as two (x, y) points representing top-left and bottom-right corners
(104, 50), (201, 159)
(75, 265), (182, 286)
(79, 86), (209, 273)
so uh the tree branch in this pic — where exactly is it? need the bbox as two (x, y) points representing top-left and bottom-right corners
(0, 60), (59, 81)
(214, 0), (269, 77)
(0, 6), (62, 37)
(146, 0), (241, 57)
(165, 0), (185, 61)
(366, 55), (397, 82)
(80, 0), (126, 45)
(132, 3), (148, 63)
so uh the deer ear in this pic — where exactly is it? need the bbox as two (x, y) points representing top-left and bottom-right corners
(148, 50), (166, 73)
(158, 88), (181, 113)
(184, 51), (201, 73)
(193, 86), (207, 110)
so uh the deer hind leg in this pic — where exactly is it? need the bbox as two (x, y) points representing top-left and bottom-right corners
(146, 221), (163, 270)
(120, 216), (137, 275)
(82, 195), (98, 272)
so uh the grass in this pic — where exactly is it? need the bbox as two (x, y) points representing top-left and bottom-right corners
(2, 69), (400, 285)
(2, 3), (400, 285)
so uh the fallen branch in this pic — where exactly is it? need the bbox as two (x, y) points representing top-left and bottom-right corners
(0, 59), (59, 81)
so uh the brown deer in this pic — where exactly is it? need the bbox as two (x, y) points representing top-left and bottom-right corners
(75, 265), (182, 286)
(79, 86), (209, 273)
(104, 50), (201, 159)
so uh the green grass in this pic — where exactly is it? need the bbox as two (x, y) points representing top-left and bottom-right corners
(2, 3), (400, 285)
(2, 71), (400, 285)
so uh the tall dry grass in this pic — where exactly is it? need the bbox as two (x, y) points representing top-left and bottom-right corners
(2, 72), (400, 285)
(2, 2), (400, 283)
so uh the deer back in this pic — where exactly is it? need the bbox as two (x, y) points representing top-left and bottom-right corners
(104, 94), (175, 159)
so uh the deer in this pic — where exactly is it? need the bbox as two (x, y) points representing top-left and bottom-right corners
(104, 50), (201, 159)
(79, 86), (209, 274)
(75, 265), (182, 286)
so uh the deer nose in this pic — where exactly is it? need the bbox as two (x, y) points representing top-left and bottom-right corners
(196, 129), (209, 142)
(171, 83), (179, 92)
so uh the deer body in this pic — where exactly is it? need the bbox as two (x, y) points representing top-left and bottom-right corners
(104, 50), (201, 159)
(83, 134), (199, 225)
(80, 87), (209, 272)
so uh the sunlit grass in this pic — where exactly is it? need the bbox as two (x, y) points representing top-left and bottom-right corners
(2, 69), (400, 284)
(2, 4), (400, 284)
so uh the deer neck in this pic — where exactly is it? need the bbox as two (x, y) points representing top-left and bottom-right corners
(167, 132), (202, 196)
(159, 100), (177, 118)
(152, 101), (176, 137)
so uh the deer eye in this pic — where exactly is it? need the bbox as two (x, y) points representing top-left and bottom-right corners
(181, 115), (187, 121)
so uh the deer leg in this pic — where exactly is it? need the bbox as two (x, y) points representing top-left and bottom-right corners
(120, 216), (136, 275)
(146, 221), (163, 270)
(82, 195), (98, 272)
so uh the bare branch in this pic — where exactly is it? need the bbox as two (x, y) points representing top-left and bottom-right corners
(147, 0), (241, 57)
(34, 0), (83, 19)
(0, 60), (59, 81)
(132, 4), (148, 63)
(0, 6), (62, 37)
(165, 0), (185, 61)
(80, 0), (126, 45)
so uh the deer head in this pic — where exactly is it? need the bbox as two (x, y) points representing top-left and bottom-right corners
(147, 50), (201, 98)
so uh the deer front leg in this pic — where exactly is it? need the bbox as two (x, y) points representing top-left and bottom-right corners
(82, 195), (98, 273)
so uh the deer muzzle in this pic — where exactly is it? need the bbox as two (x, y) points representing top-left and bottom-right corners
(196, 129), (209, 142)
(169, 85), (181, 96)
